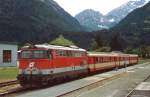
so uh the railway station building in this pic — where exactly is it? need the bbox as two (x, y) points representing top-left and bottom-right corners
(0, 42), (18, 67)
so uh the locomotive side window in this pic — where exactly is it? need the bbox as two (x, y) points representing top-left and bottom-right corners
(59, 50), (64, 56)
(67, 51), (72, 57)
(56, 50), (67, 56)
(55, 50), (85, 57)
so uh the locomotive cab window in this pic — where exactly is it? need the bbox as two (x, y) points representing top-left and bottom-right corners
(33, 50), (49, 58)
(20, 50), (49, 59)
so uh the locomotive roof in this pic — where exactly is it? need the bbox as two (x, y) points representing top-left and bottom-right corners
(22, 44), (86, 52)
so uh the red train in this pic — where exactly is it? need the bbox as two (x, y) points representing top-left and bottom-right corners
(17, 44), (138, 86)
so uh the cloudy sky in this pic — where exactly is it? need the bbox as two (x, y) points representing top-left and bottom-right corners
(54, 0), (132, 16)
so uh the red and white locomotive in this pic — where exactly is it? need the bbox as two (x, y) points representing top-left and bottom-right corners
(17, 44), (138, 86)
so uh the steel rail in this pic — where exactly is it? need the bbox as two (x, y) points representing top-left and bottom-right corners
(0, 80), (19, 88)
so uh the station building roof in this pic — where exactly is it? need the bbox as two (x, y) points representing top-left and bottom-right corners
(0, 41), (17, 45)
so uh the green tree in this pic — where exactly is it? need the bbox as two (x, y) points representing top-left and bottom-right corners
(124, 47), (140, 55)
(95, 47), (111, 52)
(50, 35), (74, 46)
(95, 34), (103, 47)
(139, 45), (150, 58)
(90, 39), (98, 51)
(110, 33), (123, 51)
(90, 33), (104, 51)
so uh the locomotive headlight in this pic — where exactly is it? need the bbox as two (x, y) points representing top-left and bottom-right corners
(29, 62), (35, 68)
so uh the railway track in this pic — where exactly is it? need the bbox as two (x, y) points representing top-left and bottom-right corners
(0, 80), (22, 96)
(0, 80), (19, 88)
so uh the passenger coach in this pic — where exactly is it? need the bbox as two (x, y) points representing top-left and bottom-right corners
(87, 52), (138, 72)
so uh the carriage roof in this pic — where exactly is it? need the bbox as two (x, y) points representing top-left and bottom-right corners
(87, 52), (138, 57)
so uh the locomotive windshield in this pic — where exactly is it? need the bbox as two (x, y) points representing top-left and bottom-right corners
(20, 50), (49, 59)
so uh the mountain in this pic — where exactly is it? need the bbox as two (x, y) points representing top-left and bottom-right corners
(107, 0), (149, 24)
(75, 0), (149, 32)
(112, 1), (150, 47)
(75, 9), (109, 31)
(0, 0), (84, 43)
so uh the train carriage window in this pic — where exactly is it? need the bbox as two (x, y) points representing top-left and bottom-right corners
(98, 57), (100, 63)
(96, 57), (98, 63)
(99, 57), (102, 63)
(107, 57), (109, 62)
(103, 57), (105, 62)
(105, 57), (108, 62)
(101, 57), (103, 63)
(114, 57), (116, 61)
(100, 57), (103, 63)
(105, 57), (107, 62)
(104, 57), (106, 62)
(111, 57), (113, 62)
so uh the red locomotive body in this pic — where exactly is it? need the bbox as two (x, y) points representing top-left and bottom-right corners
(17, 44), (138, 86)
(18, 44), (88, 86)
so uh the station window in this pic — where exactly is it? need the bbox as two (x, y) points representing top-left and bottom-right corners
(3, 50), (11, 63)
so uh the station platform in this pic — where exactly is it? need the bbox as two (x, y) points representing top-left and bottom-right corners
(78, 62), (150, 97)
(128, 74), (150, 97)
(16, 62), (150, 97)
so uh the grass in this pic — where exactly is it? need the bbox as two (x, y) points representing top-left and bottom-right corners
(0, 67), (18, 82)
